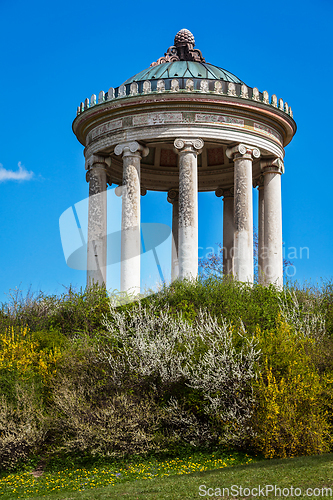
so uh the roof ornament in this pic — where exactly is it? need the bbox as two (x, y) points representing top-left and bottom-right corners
(150, 29), (205, 67)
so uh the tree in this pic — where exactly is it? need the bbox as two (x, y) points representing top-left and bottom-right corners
(199, 227), (293, 281)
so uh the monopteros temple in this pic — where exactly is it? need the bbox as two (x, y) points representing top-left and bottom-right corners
(72, 29), (296, 292)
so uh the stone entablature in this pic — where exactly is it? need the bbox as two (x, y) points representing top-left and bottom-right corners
(87, 112), (283, 144)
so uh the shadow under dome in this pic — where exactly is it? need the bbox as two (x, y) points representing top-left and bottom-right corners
(122, 61), (244, 85)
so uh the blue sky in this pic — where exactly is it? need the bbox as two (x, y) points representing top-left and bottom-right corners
(0, 0), (332, 302)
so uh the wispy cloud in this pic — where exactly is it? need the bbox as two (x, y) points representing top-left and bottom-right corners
(0, 162), (34, 183)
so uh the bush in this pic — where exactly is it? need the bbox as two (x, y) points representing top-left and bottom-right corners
(0, 384), (47, 471)
(1, 279), (333, 469)
(251, 317), (333, 458)
(0, 285), (109, 337)
(100, 300), (260, 448)
(148, 277), (281, 334)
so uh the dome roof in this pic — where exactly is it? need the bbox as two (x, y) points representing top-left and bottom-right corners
(122, 29), (244, 86)
(122, 61), (243, 86)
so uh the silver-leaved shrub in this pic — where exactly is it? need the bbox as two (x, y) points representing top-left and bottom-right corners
(101, 300), (261, 446)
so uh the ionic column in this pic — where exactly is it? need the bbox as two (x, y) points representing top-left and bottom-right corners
(261, 158), (284, 288)
(86, 154), (109, 287)
(114, 141), (149, 294)
(167, 189), (179, 281)
(174, 138), (204, 280)
(216, 187), (234, 275)
(254, 175), (265, 283)
(226, 144), (260, 283)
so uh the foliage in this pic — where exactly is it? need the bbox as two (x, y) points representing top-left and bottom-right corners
(0, 326), (62, 384)
(0, 279), (333, 472)
(0, 285), (109, 337)
(198, 226), (293, 280)
(0, 384), (47, 471)
(252, 317), (333, 458)
(147, 276), (281, 334)
(101, 300), (260, 447)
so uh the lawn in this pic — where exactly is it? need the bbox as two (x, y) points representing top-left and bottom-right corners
(0, 452), (332, 499)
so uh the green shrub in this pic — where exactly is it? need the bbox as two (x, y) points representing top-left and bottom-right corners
(1, 279), (333, 470)
(0, 384), (47, 471)
(251, 317), (333, 458)
(100, 300), (260, 448)
(148, 277), (281, 334)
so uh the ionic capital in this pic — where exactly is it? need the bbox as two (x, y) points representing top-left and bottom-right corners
(167, 189), (179, 204)
(260, 157), (284, 174)
(85, 155), (111, 184)
(226, 143), (260, 161)
(253, 174), (264, 189)
(114, 141), (149, 158)
(215, 187), (234, 198)
(173, 138), (204, 155)
(85, 154), (110, 171)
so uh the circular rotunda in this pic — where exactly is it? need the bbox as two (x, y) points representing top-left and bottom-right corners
(73, 29), (297, 291)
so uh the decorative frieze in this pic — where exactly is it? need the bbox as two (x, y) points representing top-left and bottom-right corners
(130, 82), (138, 96)
(171, 79), (179, 92)
(118, 84), (126, 97)
(186, 78), (194, 91)
(143, 80), (151, 94)
(76, 80), (294, 122)
(254, 122), (282, 142)
(271, 94), (278, 107)
(133, 112), (182, 126)
(107, 87), (115, 100)
(227, 82), (237, 96)
(252, 87), (260, 101)
(157, 80), (165, 92)
(200, 80), (209, 92)
(240, 84), (248, 99)
(90, 119), (123, 140)
(214, 81), (223, 94)
(195, 113), (244, 127)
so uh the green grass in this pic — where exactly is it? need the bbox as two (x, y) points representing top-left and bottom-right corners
(0, 452), (332, 499)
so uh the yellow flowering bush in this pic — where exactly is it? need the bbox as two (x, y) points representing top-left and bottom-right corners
(0, 326), (62, 383)
(252, 318), (333, 458)
(0, 326), (65, 470)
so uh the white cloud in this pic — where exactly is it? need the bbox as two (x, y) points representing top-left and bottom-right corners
(0, 162), (34, 182)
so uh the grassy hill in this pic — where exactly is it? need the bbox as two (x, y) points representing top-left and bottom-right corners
(0, 277), (333, 497)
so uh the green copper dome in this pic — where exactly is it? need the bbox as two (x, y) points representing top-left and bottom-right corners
(122, 61), (243, 86)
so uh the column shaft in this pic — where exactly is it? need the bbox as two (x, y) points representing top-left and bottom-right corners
(121, 155), (140, 293)
(258, 181), (265, 283)
(226, 144), (260, 283)
(223, 191), (234, 275)
(263, 163), (283, 287)
(86, 159), (107, 287)
(172, 198), (179, 280)
(115, 142), (148, 294)
(234, 156), (253, 282)
(167, 190), (179, 281)
(174, 139), (203, 280)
